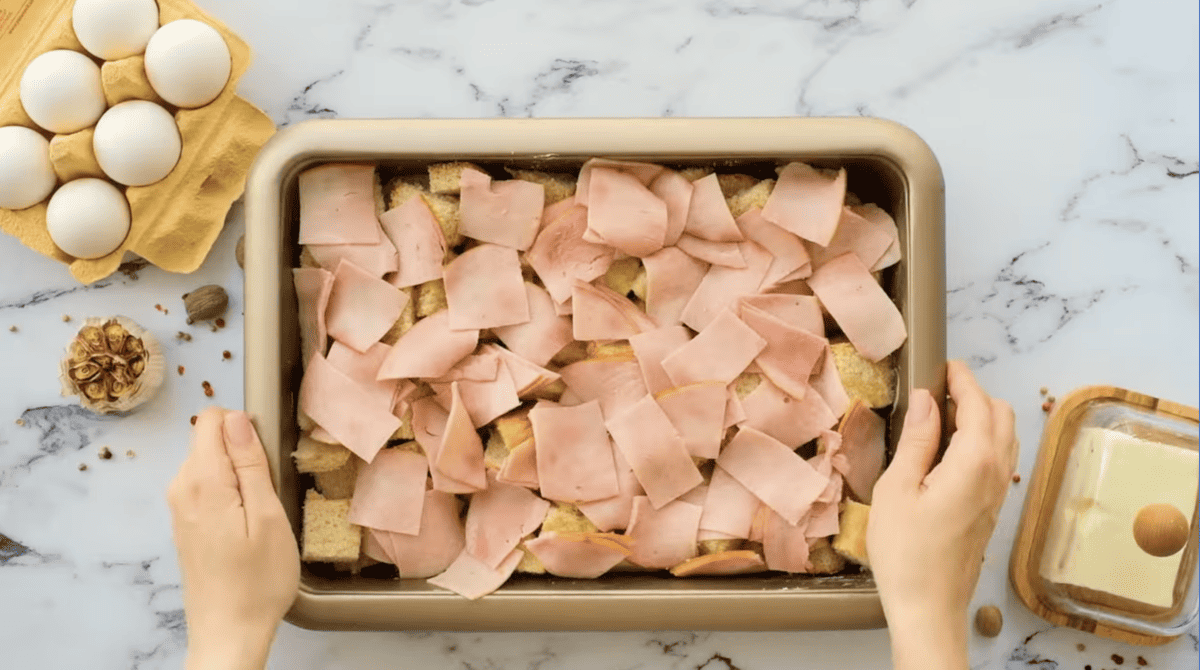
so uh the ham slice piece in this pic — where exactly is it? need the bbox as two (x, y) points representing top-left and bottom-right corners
(739, 377), (838, 448)
(411, 397), (473, 494)
(380, 490), (465, 578)
(523, 532), (629, 578)
(853, 203), (901, 271)
(298, 163), (381, 244)
(459, 168), (544, 250)
(326, 341), (398, 412)
(376, 310), (479, 380)
(679, 241), (773, 332)
(364, 529), (392, 564)
(558, 358), (649, 419)
(738, 294), (824, 336)
(444, 244), (531, 330)
(435, 382), (488, 492)
(526, 204), (615, 304)
(724, 385), (746, 428)
(629, 326), (693, 395)
(642, 247), (708, 327)
(428, 547), (523, 600)
(434, 351), (499, 383)
(810, 343), (852, 418)
(698, 465), (761, 539)
(530, 401), (621, 503)
(648, 170), (693, 246)
(760, 163), (846, 246)
(807, 253), (907, 362)
(307, 239), (398, 279)
(762, 509), (811, 573)
(654, 382), (726, 459)
(498, 440), (539, 489)
(675, 234), (747, 268)
(671, 550), (767, 577)
(739, 305), (826, 399)
(348, 449), (428, 535)
(806, 206), (894, 272)
(480, 344), (560, 398)
(684, 174), (744, 242)
(585, 167), (668, 257)
(736, 207), (810, 288)
(299, 352), (400, 463)
(325, 259), (407, 353)
(571, 280), (657, 340)
(492, 283), (573, 366)
(605, 395), (704, 509)
(577, 441), (644, 531)
(379, 196), (447, 288)
(430, 360), (521, 428)
(575, 158), (665, 206)
(464, 473), (551, 569)
(293, 268), (334, 368)
(661, 309), (766, 387)
(837, 401), (886, 503)
(717, 426), (828, 525)
(626, 496), (703, 569)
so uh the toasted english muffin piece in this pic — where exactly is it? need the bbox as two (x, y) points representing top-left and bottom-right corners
(414, 279), (448, 318)
(515, 535), (548, 574)
(373, 169), (386, 217)
(678, 166), (713, 182)
(428, 161), (485, 194)
(380, 287), (416, 345)
(293, 437), (353, 474)
(542, 502), (600, 534)
(603, 257), (642, 296)
(314, 458), (358, 500)
(298, 246), (320, 269)
(390, 408), (416, 441)
(630, 267), (648, 302)
(585, 340), (635, 361)
(727, 178), (774, 218)
(832, 500), (870, 567)
(732, 371), (763, 399)
(549, 340), (590, 368)
(716, 173), (758, 198)
(302, 489), (362, 564)
(387, 179), (462, 250)
(831, 341), (896, 409)
(699, 538), (744, 555)
(807, 537), (847, 574)
(504, 167), (577, 204)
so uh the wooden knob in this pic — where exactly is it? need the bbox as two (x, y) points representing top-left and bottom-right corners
(1133, 503), (1190, 557)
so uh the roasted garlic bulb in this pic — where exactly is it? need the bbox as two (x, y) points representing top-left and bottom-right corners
(60, 316), (164, 414)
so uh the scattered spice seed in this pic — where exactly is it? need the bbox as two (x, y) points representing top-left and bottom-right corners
(202, 381), (214, 397)
(190, 415), (197, 425)
(14, 418), (23, 426)
(222, 350), (232, 360)
(1039, 386), (1048, 396)
(155, 304), (163, 312)
(1046, 395), (1056, 404)
(1041, 400), (1053, 412)
(1012, 473), (1021, 484)
(9, 325), (17, 332)
(98, 447), (112, 460)
(215, 317), (226, 328)
(78, 463), (88, 471)
(62, 314), (71, 322)
(177, 365), (185, 376)
(1137, 656), (1148, 666)
(1112, 654), (1125, 665)
(176, 331), (192, 342)
(1077, 643), (1086, 652)
(125, 449), (136, 459)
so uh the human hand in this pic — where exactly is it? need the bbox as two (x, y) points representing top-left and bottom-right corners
(867, 361), (1017, 669)
(167, 407), (300, 670)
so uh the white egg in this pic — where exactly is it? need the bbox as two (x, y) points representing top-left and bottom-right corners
(72, 0), (160, 60)
(144, 20), (232, 109)
(19, 50), (107, 134)
(93, 101), (181, 186)
(46, 178), (131, 260)
(0, 126), (57, 210)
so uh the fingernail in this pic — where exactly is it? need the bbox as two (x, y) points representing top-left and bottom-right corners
(223, 411), (254, 446)
(905, 389), (933, 426)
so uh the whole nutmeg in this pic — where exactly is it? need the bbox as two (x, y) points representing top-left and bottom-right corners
(1134, 503), (1190, 557)
(974, 605), (1003, 638)
(183, 285), (228, 324)
(235, 234), (245, 269)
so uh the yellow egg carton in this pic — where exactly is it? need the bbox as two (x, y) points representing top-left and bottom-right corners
(0, 0), (276, 284)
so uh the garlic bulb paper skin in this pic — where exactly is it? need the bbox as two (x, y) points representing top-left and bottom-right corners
(61, 316), (164, 415)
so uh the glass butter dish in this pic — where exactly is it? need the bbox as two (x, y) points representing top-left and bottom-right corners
(1011, 386), (1199, 645)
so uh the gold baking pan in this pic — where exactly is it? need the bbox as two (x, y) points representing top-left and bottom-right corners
(242, 117), (946, 631)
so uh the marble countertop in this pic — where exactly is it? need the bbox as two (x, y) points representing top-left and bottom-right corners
(1, 0), (1196, 668)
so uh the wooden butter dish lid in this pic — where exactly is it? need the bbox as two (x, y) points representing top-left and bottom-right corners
(1010, 386), (1199, 646)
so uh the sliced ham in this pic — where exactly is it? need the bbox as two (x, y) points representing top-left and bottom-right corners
(760, 163), (845, 246)
(585, 167), (668, 257)
(642, 247), (708, 327)
(724, 384), (746, 428)
(293, 268), (334, 368)
(523, 531), (628, 578)
(675, 234), (746, 269)
(738, 294), (824, 336)
(435, 382), (488, 492)
(380, 490), (464, 578)
(348, 448), (428, 535)
(307, 239), (398, 279)
(364, 528), (393, 564)
(698, 465), (761, 539)
(739, 305), (826, 399)
(430, 361), (521, 428)
(326, 341), (399, 413)
(575, 158), (665, 206)
(679, 240), (773, 332)
(530, 401), (621, 503)
(852, 203), (901, 271)
(716, 426), (828, 525)
(648, 170), (693, 246)
(577, 441), (644, 531)
(492, 283), (573, 366)
(376, 310), (479, 380)
(626, 496), (703, 569)
(541, 197), (576, 229)
(684, 174), (744, 243)
(654, 382), (726, 459)
(807, 253), (907, 362)
(837, 400), (886, 503)
(605, 395), (704, 509)
(481, 344), (562, 398)
(806, 206), (894, 272)
(458, 168), (544, 250)
(299, 352), (400, 463)
(428, 547), (523, 600)
(411, 397), (474, 494)
(661, 309), (766, 387)
(497, 440), (539, 489)
(380, 196), (447, 288)
(629, 326), (693, 394)
(571, 280), (657, 340)
(433, 351), (500, 383)
(670, 550), (767, 577)
(810, 343), (852, 418)
(526, 204), (615, 304)
(558, 357), (649, 419)
(298, 163), (381, 245)
(736, 207), (810, 289)
(739, 377), (837, 448)
(762, 509), (811, 573)
(443, 244), (531, 330)
(325, 259), (407, 353)
(464, 473), (552, 569)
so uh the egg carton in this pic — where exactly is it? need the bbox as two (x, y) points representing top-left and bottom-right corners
(0, 0), (275, 284)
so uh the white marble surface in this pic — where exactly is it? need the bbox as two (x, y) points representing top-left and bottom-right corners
(1, 0), (1197, 667)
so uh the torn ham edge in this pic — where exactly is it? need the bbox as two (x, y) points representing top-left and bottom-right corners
(530, 400), (621, 504)
(480, 344), (562, 398)
(498, 439), (539, 489)
(807, 252), (907, 362)
(326, 341), (399, 413)
(299, 352), (400, 463)
(444, 244), (532, 330)
(654, 382), (726, 459)
(735, 207), (810, 289)
(464, 472), (552, 569)
(851, 203), (901, 271)
(648, 170), (693, 246)
(433, 351), (500, 383)
(428, 547), (524, 600)
(716, 426), (828, 525)
(684, 174), (744, 243)
(577, 441), (644, 531)
(837, 400), (886, 503)
(526, 204), (615, 304)
(739, 377), (838, 448)
(760, 162), (846, 247)
(626, 496), (703, 569)
(558, 357), (649, 420)
(738, 294), (824, 337)
(364, 529), (393, 564)
(379, 490), (465, 578)
(762, 508), (812, 573)
(629, 326), (694, 395)
(307, 238), (398, 279)
(348, 448), (428, 535)
(806, 206), (894, 272)
(325, 258), (407, 354)
(429, 359), (521, 428)
(661, 309), (766, 387)
(492, 283), (574, 367)
(724, 385), (746, 428)
(670, 550), (767, 577)
(605, 395), (704, 509)
(739, 305), (826, 399)
(412, 397), (476, 494)
(574, 158), (665, 206)
(523, 531), (629, 579)
(459, 168), (545, 251)
(698, 465), (761, 539)
(810, 343), (852, 418)
(376, 310), (479, 380)
(571, 279), (658, 341)
(434, 381), (488, 492)
(298, 163), (381, 245)
(293, 268), (334, 369)
(584, 167), (669, 258)
(642, 247), (708, 327)
(675, 234), (746, 269)
(380, 195), (447, 288)
(679, 240), (772, 332)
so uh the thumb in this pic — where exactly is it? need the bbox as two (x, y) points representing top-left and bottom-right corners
(222, 411), (281, 521)
(884, 388), (942, 489)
